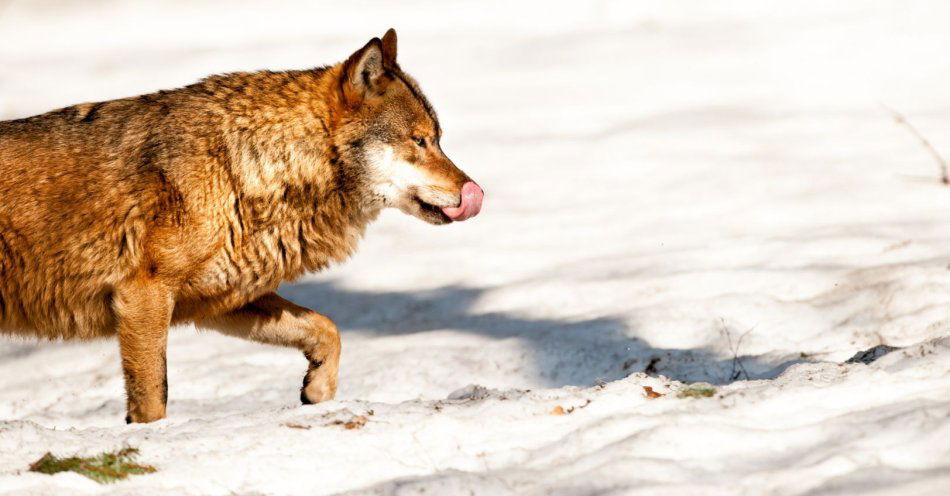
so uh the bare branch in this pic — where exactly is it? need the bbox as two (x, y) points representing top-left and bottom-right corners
(881, 103), (949, 185)
(720, 318), (754, 382)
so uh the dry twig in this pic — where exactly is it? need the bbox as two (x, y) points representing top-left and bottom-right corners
(881, 103), (949, 185)
(720, 318), (754, 381)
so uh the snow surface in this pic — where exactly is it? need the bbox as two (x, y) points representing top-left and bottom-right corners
(3, 1), (950, 494)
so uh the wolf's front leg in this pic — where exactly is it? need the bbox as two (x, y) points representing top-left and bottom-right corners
(114, 278), (174, 424)
(196, 292), (341, 405)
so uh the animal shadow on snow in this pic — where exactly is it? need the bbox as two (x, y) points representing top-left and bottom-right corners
(280, 281), (800, 388)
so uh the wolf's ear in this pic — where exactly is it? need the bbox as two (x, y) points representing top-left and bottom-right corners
(341, 36), (392, 106)
(381, 28), (397, 67)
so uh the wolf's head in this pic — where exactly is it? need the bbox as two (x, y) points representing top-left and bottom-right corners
(333, 29), (483, 225)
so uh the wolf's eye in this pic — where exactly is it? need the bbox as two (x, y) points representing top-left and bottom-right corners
(413, 136), (426, 148)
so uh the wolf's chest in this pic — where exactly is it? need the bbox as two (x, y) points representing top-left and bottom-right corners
(183, 208), (364, 308)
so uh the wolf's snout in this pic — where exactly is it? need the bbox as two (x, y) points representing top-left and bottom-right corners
(441, 181), (483, 221)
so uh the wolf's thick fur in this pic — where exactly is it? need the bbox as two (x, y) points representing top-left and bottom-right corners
(0, 29), (481, 423)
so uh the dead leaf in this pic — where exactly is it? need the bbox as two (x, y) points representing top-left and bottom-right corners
(643, 386), (663, 399)
(344, 416), (368, 429)
(283, 422), (311, 430)
(329, 415), (368, 430)
(550, 406), (566, 415)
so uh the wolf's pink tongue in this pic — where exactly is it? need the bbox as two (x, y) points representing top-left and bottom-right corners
(442, 181), (483, 221)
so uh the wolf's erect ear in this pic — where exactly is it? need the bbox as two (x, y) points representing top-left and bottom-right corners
(341, 34), (395, 107)
(381, 28), (397, 67)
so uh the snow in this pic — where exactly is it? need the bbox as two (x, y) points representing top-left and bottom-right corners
(2, 0), (950, 494)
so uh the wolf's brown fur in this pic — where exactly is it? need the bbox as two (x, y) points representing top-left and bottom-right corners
(0, 29), (479, 423)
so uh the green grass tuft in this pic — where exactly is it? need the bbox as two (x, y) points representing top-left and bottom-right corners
(677, 384), (717, 399)
(29, 447), (156, 484)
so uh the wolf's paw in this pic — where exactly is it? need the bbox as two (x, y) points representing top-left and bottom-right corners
(300, 367), (337, 405)
(124, 403), (166, 424)
(300, 381), (335, 405)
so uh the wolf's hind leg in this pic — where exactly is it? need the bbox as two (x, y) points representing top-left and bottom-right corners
(195, 292), (341, 405)
(114, 278), (173, 424)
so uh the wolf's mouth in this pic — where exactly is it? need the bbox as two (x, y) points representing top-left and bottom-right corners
(414, 197), (453, 223)
(410, 182), (482, 225)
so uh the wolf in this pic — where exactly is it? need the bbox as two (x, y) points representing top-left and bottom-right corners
(0, 29), (483, 423)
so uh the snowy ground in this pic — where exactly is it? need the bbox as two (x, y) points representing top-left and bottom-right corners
(3, 1), (950, 494)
